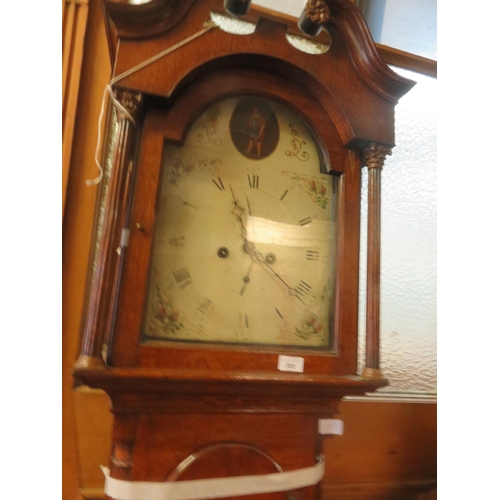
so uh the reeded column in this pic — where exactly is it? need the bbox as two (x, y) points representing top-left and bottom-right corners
(75, 89), (144, 370)
(361, 143), (392, 379)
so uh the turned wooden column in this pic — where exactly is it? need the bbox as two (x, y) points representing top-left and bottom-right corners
(75, 89), (144, 370)
(361, 143), (392, 379)
(108, 413), (140, 485)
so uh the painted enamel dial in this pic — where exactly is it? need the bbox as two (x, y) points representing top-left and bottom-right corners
(142, 96), (338, 348)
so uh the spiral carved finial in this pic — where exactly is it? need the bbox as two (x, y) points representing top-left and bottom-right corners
(303, 0), (331, 24)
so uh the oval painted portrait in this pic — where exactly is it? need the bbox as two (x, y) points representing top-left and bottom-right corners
(229, 97), (279, 160)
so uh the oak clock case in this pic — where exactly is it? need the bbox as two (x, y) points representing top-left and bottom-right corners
(73, 1), (416, 497)
(143, 96), (339, 350)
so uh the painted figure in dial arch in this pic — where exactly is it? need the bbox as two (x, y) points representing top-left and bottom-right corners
(246, 107), (267, 157)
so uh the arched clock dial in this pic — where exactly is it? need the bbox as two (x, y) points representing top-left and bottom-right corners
(142, 96), (339, 348)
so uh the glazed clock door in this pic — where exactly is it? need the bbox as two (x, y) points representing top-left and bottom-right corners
(142, 96), (339, 349)
(108, 70), (361, 373)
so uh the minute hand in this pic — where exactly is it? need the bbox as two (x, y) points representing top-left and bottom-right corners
(229, 186), (302, 302)
(252, 248), (304, 303)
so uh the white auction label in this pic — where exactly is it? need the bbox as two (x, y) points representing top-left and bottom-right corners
(278, 355), (304, 373)
(318, 419), (344, 435)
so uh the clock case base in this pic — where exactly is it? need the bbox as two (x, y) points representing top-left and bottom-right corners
(75, 366), (387, 499)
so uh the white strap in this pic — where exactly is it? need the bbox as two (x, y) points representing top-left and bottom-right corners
(102, 458), (324, 500)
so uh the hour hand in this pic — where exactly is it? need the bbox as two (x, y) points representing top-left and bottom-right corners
(251, 246), (304, 302)
(239, 261), (254, 296)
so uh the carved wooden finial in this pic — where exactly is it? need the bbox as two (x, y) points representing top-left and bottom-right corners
(298, 0), (331, 36)
(303, 0), (331, 24)
(362, 142), (393, 169)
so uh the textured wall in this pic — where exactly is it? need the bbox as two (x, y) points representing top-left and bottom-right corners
(358, 68), (437, 393)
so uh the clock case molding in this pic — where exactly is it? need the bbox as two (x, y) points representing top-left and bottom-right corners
(74, 0), (415, 493)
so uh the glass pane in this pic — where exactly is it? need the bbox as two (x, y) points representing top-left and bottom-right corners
(358, 0), (437, 60)
(358, 67), (437, 393)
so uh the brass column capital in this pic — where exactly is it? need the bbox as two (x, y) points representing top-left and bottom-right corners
(113, 89), (144, 124)
(362, 142), (393, 169)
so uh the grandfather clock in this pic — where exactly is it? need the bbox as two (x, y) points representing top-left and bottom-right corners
(74, 0), (414, 498)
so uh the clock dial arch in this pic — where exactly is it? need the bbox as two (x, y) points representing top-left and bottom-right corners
(157, 69), (348, 175)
